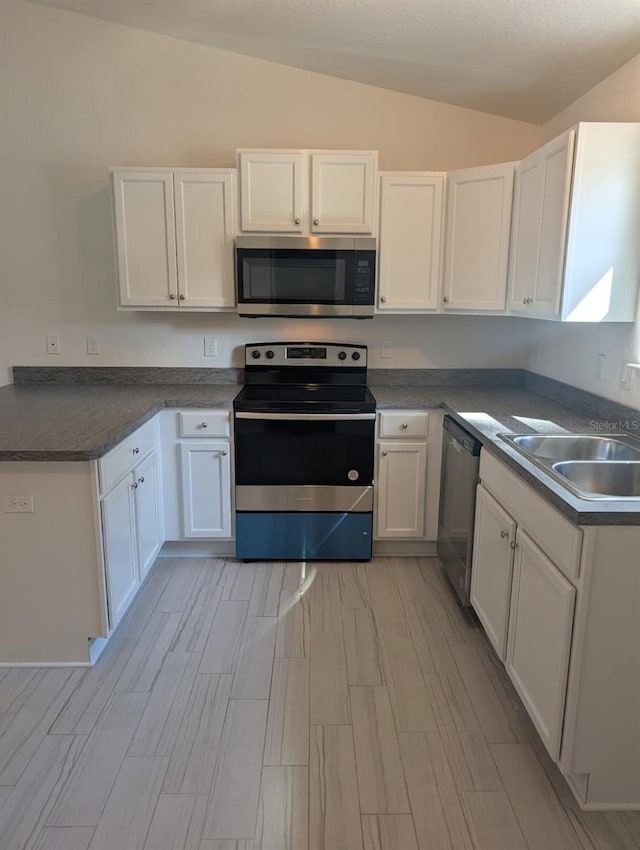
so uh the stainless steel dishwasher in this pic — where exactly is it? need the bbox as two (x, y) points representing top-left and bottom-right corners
(437, 415), (482, 606)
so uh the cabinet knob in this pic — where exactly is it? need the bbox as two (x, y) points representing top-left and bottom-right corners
(200, 422), (208, 428)
(179, 293), (186, 301)
(138, 476), (144, 484)
(132, 447), (140, 454)
(382, 450), (388, 456)
(380, 296), (387, 303)
(221, 450), (228, 456)
(500, 530), (508, 539)
(510, 540), (518, 550)
(131, 482), (138, 490)
(401, 423), (408, 430)
(294, 217), (301, 225)
(313, 218), (320, 226)
(169, 293), (177, 300)
(443, 296), (449, 303)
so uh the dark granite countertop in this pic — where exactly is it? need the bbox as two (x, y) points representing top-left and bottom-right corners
(0, 383), (239, 461)
(2, 367), (640, 525)
(373, 384), (640, 525)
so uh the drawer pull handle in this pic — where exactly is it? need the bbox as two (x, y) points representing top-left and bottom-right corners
(401, 423), (408, 430)
(500, 530), (508, 539)
(132, 447), (140, 454)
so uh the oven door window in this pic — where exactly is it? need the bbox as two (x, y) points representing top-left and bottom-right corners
(235, 417), (374, 486)
(238, 249), (352, 304)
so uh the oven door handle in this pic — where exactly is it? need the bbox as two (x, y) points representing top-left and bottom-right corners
(235, 412), (376, 421)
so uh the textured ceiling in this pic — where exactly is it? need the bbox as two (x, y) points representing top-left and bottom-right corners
(28, 0), (640, 122)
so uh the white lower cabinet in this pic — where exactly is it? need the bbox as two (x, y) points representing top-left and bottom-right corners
(472, 455), (577, 762)
(376, 441), (427, 538)
(101, 474), (139, 629)
(507, 530), (576, 759)
(470, 484), (516, 659)
(180, 440), (232, 538)
(133, 450), (164, 580)
(99, 419), (163, 629)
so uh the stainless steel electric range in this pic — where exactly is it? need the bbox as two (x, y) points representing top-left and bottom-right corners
(233, 342), (376, 561)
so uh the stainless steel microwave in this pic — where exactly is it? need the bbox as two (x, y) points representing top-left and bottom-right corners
(236, 236), (376, 318)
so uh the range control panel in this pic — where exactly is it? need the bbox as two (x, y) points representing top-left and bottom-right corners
(244, 342), (368, 368)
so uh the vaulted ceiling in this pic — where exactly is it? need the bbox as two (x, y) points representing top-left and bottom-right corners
(29, 0), (640, 122)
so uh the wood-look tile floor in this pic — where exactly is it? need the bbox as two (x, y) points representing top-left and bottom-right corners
(1, 556), (639, 849)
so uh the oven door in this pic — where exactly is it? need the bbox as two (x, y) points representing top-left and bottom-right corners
(236, 246), (375, 317)
(234, 412), (375, 487)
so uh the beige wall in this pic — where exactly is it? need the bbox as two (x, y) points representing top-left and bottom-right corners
(528, 52), (640, 408)
(0, 0), (542, 386)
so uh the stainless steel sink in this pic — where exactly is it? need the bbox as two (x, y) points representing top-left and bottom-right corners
(504, 434), (640, 462)
(552, 461), (640, 498)
(498, 432), (640, 499)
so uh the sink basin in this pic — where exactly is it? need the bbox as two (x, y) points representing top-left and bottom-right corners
(504, 434), (640, 462)
(552, 461), (640, 498)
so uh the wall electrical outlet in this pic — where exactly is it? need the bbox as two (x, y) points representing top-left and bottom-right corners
(3, 495), (35, 513)
(381, 339), (393, 360)
(204, 337), (218, 357)
(620, 363), (633, 391)
(46, 335), (60, 355)
(86, 335), (100, 355)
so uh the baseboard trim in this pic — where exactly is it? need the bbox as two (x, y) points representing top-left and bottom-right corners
(159, 540), (236, 558)
(0, 661), (92, 668)
(159, 540), (436, 559)
(373, 540), (437, 556)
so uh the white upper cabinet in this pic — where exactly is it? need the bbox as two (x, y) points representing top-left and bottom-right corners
(508, 132), (574, 318)
(238, 149), (377, 235)
(377, 173), (445, 312)
(508, 123), (640, 322)
(239, 151), (304, 232)
(311, 153), (377, 233)
(113, 171), (178, 307)
(112, 168), (236, 310)
(174, 171), (236, 308)
(444, 163), (516, 311)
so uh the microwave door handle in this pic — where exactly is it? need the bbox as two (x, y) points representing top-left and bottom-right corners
(235, 412), (376, 421)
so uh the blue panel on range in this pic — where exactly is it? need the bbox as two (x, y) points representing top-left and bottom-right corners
(235, 512), (372, 560)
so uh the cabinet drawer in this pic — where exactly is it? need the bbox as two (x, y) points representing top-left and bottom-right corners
(480, 451), (582, 581)
(179, 410), (230, 438)
(379, 411), (429, 439)
(99, 417), (159, 495)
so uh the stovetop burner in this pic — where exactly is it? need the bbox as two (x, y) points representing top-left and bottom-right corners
(233, 341), (376, 414)
(234, 383), (376, 414)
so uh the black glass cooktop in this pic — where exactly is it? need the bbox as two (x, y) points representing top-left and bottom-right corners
(234, 384), (377, 414)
